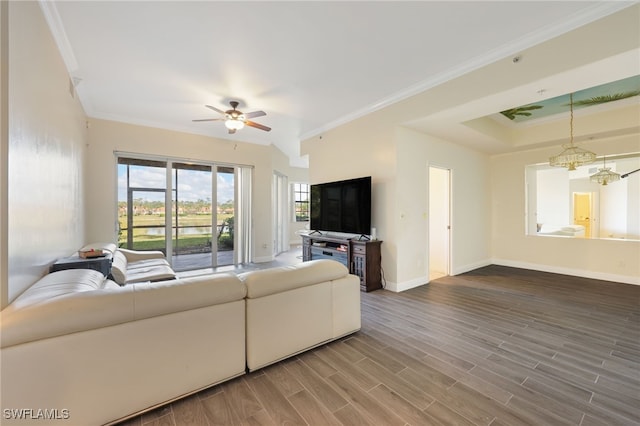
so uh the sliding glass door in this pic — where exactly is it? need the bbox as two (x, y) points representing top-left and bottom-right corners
(118, 158), (168, 252)
(216, 166), (235, 267)
(118, 156), (252, 272)
(171, 162), (214, 271)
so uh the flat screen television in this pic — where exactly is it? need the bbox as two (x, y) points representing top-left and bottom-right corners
(310, 176), (371, 236)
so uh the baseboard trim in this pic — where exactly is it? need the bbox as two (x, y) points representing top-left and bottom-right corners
(491, 258), (640, 286)
(384, 276), (428, 293)
(452, 259), (492, 276)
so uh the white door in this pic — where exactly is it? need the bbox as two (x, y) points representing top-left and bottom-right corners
(429, 166), (451, 281)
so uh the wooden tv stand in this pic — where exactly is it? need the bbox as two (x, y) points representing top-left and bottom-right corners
(301, 234), (382, 292)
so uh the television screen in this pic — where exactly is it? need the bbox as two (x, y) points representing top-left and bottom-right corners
(310, 176), (371, 235)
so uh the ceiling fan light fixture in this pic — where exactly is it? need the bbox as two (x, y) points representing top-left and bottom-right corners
(195, 101), (268, 132)
(225, 118), (245, 130)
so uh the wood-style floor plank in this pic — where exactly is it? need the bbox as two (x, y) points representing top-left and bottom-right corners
(115, 265), (640, 426)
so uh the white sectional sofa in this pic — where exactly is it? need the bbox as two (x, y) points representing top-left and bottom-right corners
(0, 259), (360, 426)
(241, 260), (361, 371)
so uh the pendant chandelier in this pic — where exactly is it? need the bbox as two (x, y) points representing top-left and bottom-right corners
(549, 93), (596, 171)
(590, 156), (621, 186)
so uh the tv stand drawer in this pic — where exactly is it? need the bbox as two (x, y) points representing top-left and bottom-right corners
(310, 247), (348, 265)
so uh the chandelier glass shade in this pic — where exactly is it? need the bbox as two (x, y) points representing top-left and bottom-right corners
(590, 157), (621, 186)
(549, 145), (598, 171)
(549, 93), (596, 171)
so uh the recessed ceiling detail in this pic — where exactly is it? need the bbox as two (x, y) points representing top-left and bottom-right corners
(500, 75), (640, 122)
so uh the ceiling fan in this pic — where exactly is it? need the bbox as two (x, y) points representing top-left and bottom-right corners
(192, 101), (271, 134)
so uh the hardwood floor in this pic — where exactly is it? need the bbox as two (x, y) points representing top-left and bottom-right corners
(117, 266), (640, 426)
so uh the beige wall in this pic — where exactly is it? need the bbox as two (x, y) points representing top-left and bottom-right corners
(491, 135), (640, 284)
(4, 2), (638, 306)
(302, 107), (398, 285)
(305, 120), (638, 289)
(301, 6), (639, 290)
(85, 119), (301, 263)
(3, 2), (88, 307)
(395, 128), (491, 290)
(302, 123), (492, 291)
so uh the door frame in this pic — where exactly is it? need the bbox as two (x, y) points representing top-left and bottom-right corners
(428, 165), (452, 281)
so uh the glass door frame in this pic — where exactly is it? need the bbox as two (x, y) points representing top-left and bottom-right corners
(117, 152), (252, 271)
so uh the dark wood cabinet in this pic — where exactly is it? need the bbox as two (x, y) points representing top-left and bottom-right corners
(302, 234), (382, 292)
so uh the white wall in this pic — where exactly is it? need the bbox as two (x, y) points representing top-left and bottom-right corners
(600, 180), (627, 238)
(2, 2), (88, 307)
(536, 168), (570, 230)
(491, 134), (640, 285)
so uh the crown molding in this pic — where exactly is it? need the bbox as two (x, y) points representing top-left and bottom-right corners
(38, 1), (78, 73)
(300, 2), (636, 142)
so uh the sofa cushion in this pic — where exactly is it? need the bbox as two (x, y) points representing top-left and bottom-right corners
(119, 248), (166, 262)
(126, 264), (177, 283)
(113, 248), (177, 284)
(127, 258), (171, 269)
(240, 259), (349, 298)
(130, 273), (246, 320)
(111, 250), (128, 285)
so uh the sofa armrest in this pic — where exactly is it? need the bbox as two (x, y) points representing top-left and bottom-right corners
(118, 248), (167, 262)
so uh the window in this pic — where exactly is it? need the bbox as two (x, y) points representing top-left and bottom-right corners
(117, 154), (253, 271)
(293, 183), (309, 222)
(526, 152), (639, 240)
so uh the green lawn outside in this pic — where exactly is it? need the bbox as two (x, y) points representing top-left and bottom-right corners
(118, 213), (233, 252)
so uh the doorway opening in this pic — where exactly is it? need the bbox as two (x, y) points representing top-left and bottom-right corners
(429, 166), (451, 281)
(573, 192), (592, 238)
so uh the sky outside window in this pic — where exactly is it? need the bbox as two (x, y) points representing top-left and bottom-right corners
(117, 165), (235, 203)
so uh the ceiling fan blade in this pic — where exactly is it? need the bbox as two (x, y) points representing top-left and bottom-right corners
(244, 110), (266, 119)
(192, 118), (224, 122)
(205, 104), (226, 115)
(228, 128), (237, 135)
(245, 120), (271, 132)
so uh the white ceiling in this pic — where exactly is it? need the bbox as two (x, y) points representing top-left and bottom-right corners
(41, 1), (635, 167)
